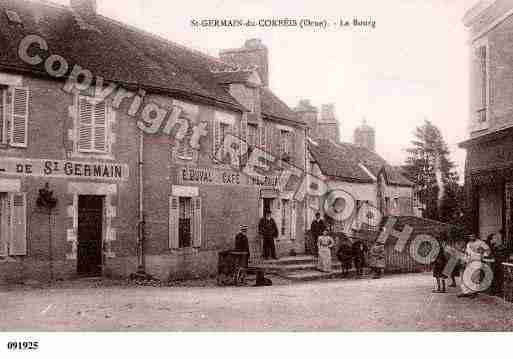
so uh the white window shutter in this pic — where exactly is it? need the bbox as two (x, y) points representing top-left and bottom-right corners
(266, 125), (273, 154)
(93, 100), (107, 152)
(169, 196), (179, 249)
(11, 87), (29, 147)
(0, 89), (6, 144)
(213, 119), (221, 156)
(9, 193), (26, 255)
(0, 196), (7, 256)
(259, 124), (265, 148)
(240, 114), (248, 157)
(192, 196), (202, 248)
(291, 201), (297, 240)
(78, 96), (94, 151)
(274, 199), (282, 240)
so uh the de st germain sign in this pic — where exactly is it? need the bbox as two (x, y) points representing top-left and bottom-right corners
(0, 157), (129, 181)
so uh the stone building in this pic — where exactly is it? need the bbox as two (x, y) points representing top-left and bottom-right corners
(295, 101), (415, 231)
(460, 0), (513, 247)
(0, 0), (306, 283)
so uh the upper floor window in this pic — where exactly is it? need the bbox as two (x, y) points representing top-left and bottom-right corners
(476, 45), (488, 124)
(247, 123), (258, 147)
(0, 86), (29, 148)
(213, 111), (236, 160)
(78, 96), (108, 153)
(279, 127), (293, 162)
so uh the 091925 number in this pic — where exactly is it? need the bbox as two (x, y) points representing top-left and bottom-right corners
(7, 341), (39, 350)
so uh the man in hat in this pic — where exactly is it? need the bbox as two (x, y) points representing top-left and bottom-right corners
(310, 212), (326, 256)
(258, 211), (279, 260)
(235, 224), (250, 257)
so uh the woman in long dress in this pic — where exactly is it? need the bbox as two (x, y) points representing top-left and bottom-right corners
(317, 230), (335, 272)
(458, 234), (491, 298)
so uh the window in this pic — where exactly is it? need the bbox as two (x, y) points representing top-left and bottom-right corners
(0, 192), (27, 257)
(281, 199), (292, 237)
(0, 87), (5, 143)
(213, 111), (235, 159)
(178, 197), (192, 248)
(169, 195), (202, 249)
(476, 45), (487, 123)
(279, 127), (294, 162)
(175, 125), (194, 160)
(78, 96), (108, 153)
(0, 86), (29, 147)
(248, 123), (258, 147)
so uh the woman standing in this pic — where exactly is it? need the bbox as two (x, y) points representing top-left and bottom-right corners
(369, 242), (386, 279)
(317, 230), (335, 272)
(457, 234), (491, 298)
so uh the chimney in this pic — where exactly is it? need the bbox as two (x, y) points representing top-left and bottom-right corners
(294, 99), (318, 135)
(70, 0), (97, 17)
(220, 39), (269, 87)
(320, 104), (336, 123)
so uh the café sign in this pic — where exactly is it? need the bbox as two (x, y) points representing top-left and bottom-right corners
(0, 157), (129, 181)
(178, 166), (279, 187)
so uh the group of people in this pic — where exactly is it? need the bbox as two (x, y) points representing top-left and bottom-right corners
(311, 212), (385, 278)
(233, 210), (281, 261)
(432, 231), (506, 298)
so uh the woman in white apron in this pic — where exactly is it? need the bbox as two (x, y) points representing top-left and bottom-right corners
(317, 230), (335, 272)
(458, 234), (491, 298)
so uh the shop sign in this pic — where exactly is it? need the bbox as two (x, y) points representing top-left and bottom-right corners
(0, 157), (129, 181)
(178, 166), (279, 187)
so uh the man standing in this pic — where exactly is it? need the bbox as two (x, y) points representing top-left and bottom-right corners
(352, 238), (368, 276)
(310, 212), (326, 256)
(258, 211), (279, 260)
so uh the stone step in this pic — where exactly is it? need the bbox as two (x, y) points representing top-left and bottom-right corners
(280, 269), (349, 281)
(255, 261), (343, 273)
(259, 255), (316, 266)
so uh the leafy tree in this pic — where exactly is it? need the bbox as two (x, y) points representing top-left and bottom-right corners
(404, 120), (461, 223)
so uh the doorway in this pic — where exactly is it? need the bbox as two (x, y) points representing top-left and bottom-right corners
(77, 195), (104, 276)
(262, 198), (274, 217)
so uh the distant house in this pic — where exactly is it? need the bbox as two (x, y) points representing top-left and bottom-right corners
(295, 101), (416, 233)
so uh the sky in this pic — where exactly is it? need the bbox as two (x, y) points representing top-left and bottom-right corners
(53, 0), (475, 178)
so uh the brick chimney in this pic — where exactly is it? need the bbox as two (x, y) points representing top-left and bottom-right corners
(295, 99), (318, 135)
(70, 0), (97, 17)
(220, 39), (269, 87)
(317, 103), (340, 143)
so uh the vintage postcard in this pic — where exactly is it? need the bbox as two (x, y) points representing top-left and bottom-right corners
(0, 0), (511, 357)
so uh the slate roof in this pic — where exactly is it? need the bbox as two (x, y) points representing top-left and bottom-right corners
(309, 139), (414, 187)
(1, 0), (297, 117)
(212, 70), (254, 84)
(261, 87), (304, 125)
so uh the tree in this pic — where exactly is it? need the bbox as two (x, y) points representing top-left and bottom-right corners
(404, 120), (461, 223)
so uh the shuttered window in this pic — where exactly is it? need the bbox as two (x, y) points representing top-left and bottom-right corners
(11, 87), (29, 147)
(9, 193), (26, 255)
(169, 195), (202, 249)
(248, 123), (258, 147)
(290, 201), (297, 241)
(78, 96), (108, 153)
(0, 192), (27, 257)
(474, 45), (487, 123)
(0, 88), (5, 144)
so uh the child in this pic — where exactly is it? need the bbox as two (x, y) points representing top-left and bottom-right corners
(433, 242), (448, 293)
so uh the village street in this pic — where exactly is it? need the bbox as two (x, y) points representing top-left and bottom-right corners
(1, 272), (512, 331)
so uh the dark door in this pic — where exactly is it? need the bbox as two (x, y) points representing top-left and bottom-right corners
(263, 198), (273, 216)
(77, 195), (104, 276)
